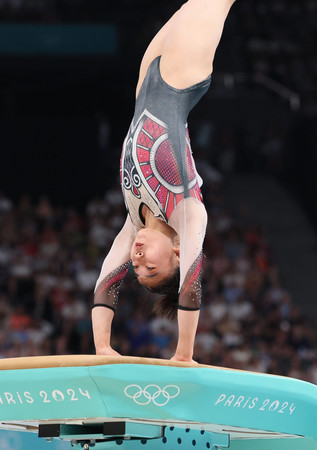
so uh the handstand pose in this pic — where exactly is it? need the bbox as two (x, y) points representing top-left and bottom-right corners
(92, 0), (236, 363)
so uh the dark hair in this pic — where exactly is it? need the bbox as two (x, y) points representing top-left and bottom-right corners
(141, 267), (180, 321)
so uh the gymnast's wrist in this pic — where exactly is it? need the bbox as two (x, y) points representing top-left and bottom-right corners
(95, 344), (113, 355)
(93, 330), (112, 354)
(172, 351), (194, 362)
(174, 342), (194, 362)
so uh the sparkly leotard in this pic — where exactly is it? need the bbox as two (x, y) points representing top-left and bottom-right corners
(94, 57), (211, 313)
(120, 56), (211, 230)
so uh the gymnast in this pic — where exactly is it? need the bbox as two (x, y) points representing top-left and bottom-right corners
(92, 0), (236, 363)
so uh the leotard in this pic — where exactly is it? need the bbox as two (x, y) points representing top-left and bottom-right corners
(120, 56), (210, 230)
(94, 56), (211, 313)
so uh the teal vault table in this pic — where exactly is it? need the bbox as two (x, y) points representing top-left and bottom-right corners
(0, 355), (316, 449)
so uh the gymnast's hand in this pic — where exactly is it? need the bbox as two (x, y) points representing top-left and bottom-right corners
(96, 345), (121, 356)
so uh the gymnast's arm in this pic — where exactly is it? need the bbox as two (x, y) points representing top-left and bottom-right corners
(169, 199), (207, 362)
(92, 215), (135, 355)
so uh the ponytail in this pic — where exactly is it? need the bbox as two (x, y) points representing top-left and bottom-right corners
(141, 268), (180, 321)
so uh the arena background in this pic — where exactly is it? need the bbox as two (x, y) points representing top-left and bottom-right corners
(0, 0), (317, 385)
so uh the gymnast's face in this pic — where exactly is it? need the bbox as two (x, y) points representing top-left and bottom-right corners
(131, 228), (179, 288)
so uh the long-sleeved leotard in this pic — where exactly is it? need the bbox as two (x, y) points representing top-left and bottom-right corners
(94, 56), (210, 312)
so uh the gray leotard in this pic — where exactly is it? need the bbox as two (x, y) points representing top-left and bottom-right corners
(120, 56), (211, 230)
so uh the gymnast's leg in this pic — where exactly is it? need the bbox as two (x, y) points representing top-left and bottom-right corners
(136, 0), (236, 96)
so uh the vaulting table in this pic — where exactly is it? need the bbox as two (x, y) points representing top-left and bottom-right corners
(0, 355), (316, 449)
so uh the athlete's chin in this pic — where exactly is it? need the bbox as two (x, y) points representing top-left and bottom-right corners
(135, 228), (156, 241)
(136, 228), (148, 238)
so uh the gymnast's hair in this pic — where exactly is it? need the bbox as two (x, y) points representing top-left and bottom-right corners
(142, 267), (180, 321)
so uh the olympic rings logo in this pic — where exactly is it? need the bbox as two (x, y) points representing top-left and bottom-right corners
(124, 384), (180, 406)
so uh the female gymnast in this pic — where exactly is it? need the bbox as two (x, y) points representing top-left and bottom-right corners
(92, 0), (236, 363)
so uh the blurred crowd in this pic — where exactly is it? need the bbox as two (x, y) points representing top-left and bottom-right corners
(0, 164), (316, 384)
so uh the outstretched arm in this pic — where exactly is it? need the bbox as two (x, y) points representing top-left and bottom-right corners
(169, 199), (207, 362)
(92, 215), (135, 355)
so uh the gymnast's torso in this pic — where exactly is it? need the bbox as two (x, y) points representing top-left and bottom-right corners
(120, 56), (211, 230)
